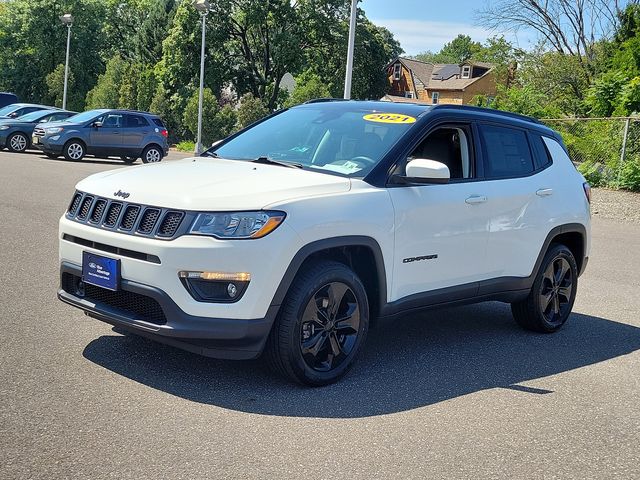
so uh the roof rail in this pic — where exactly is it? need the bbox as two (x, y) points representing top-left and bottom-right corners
(303, 98), (349, 104)
(431, 104), (542, 124)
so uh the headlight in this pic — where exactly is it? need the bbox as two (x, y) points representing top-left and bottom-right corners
(189, 211), (285, 239)
(46, 127), (64, 134)
(0, 125), (9, 130)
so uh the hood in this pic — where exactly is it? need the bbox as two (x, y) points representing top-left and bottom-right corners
(76, 157), (351, 210)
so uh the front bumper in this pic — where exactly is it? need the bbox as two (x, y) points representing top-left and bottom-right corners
(59, 262), (278, 359)
(32, 135), (64, 154)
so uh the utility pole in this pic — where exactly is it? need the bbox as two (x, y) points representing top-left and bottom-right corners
(343, 0), (357, 99)
(60, 14), (74, 110)
(193, 0), (210, 154)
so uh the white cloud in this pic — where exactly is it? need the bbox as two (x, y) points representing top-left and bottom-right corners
(371, 18), (529, 55)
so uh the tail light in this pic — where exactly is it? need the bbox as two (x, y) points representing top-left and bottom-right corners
(160, 128), (168, 138)
(583, 182), (591, 204)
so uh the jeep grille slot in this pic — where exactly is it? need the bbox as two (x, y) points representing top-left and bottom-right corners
(137, 208), (160, 234)
(120, 205), (140, 231)
(157, 211), (184, 237)
(64, 191), (187, 240)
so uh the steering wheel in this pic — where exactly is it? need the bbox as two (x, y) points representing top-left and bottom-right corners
(350, 155), (376, 166)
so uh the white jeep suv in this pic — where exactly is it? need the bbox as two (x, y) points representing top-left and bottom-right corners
(58, 101), (591, 385)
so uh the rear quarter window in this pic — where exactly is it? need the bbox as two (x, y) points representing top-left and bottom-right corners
(152, 118), (165, 128)
(530, 133), (553, 170)
(479, 124), (534, 178)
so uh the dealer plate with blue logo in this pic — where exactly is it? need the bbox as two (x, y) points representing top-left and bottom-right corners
(82, 251), (120, 291)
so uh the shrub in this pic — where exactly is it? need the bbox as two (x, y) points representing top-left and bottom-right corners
(618, 157), (640, 191)
(578, 160), (606, 187)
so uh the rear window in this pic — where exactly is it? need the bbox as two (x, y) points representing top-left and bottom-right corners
(125, 114), (149, 128)
(479, 124), (534, 178)
(152, 118), (165, 128)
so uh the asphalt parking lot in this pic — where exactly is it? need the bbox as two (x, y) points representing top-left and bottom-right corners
(1, 150), (639, 479)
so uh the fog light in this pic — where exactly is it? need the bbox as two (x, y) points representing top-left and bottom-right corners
(178, 271), (250, 303)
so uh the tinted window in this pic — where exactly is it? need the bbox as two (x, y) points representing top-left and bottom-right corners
(102, 114), (123, 127)
(479, 124), (534, 178)
(18, 107), (41, 116)
(48, 113), (73, 122)
(125, 114), (149, 128)
(153, 118), (165, 127)
(530, 134), (552, 169)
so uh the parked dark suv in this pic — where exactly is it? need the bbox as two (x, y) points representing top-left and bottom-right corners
(33, 109), (169, 163)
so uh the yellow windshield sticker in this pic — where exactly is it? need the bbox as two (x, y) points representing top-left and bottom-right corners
(363, 113), (416, 124)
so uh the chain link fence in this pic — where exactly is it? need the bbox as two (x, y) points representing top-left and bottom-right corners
(541, 117), (640, 191)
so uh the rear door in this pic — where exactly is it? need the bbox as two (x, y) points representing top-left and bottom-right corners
(477, 123), (553, 279)
(387, 121), (492, 301)
(89, 113), (123, 155)
(122, 114), (150, 155)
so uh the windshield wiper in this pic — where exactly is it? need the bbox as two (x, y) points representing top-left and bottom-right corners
(252, 157), (303, 169)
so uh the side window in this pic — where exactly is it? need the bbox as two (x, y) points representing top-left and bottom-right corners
(530, 133), (553, 170)
(103, 114), (123, 128)
(125, 114), (149, 128)
(152, 118), (165, 128)
(479, 124), (534, 178)
(406, 126), (473, 180)
(48, 113), (67, 122)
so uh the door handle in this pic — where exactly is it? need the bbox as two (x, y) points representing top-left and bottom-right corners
(536, 188), (553, 197)
(465, 195), (488, 205)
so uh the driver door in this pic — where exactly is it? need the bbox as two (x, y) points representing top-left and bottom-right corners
(89, 113), (123, 155)
(387, 123), (492, 302)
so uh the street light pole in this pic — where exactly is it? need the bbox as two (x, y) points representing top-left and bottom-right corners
(343, 0), (358, 100)
(193, 0), (210, 155)
(60, 14), (74, 110)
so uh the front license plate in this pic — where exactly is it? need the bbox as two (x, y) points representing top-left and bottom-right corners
(32, 136), (39, 144)
(82, 251), (120, 291)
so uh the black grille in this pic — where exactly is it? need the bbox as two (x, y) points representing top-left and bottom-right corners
(158, 211), (184, 237)
(120, 205), (140, 230)
(137, 208), (160, 234)
(77, 196), (94, 220)
(90, 199), (107, 223)
(104, 202), (122, 227)
(68, 193), (82, 216)
(34, 127), (45, 137)
(62, 273), (166, 325)
(66, 191), (186, 240)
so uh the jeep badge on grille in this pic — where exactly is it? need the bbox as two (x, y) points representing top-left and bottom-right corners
(114, 190), (130, 199)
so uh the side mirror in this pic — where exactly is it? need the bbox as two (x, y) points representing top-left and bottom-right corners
(8, 112), (18, 118)
(92, 121), (102, 128)
(393, 159), (450, 185)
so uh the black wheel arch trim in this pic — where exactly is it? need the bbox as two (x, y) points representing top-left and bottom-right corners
(269, 236), (388, 314)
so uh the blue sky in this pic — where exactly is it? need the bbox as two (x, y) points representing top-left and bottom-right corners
(361, 0), (536, 55)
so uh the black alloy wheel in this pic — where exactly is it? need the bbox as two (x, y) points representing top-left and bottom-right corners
(300, 282), (361, 372)
(265, 261), (369, 386)
(511, 244), (578, 333)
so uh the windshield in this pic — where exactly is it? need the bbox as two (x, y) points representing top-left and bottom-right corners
(64, 110), (105, 124)
(16, 110), (52, 122)
(210, 106), (420, 177)
(0, 104), (18, 116)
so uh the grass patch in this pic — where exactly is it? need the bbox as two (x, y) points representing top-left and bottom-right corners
(175, 140), (195, 152)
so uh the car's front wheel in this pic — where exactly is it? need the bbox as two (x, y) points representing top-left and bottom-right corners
(511, 244), (578, 333)
(63, 140), (85, 161)
(141, 145), (162, 163)
(7, 132), (29, 153)
(265, 261), (369, 386)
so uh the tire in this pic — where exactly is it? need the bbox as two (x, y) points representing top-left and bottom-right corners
(511, 244), (578, 333)
(121, 156), (137, 164)
(7, 132), (29, 153)
(141, 145), (162, 163)
(63, 140), (85, 161)
(265, 260), (369, 386)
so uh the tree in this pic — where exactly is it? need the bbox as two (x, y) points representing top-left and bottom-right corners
(477, 0), (634, 80)
(133, 0), (176, 65)
(183, 88), (237, 145)
(85, 55), (128, 109)
(45, 64), (75, 109)
(585, 71), (628, 116)
(236, 93), (269, 129)
(416, 35), (482, 64)
(284, 71), (331, 107)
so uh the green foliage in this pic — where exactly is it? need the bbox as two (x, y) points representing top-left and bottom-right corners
(415, 35), (482, 63)
(85, 56), (128, 109)
(578, 160), (607, 187)
(284, 71), (330, 107)
(618, 158), (640, 191)
(175, 140), (195, 152)
(585, 71), (628, 116)
(183, 88), (237, 145)
(45, 64), (75, 109)
(491, 85), (557, 119)
(236, 93), (269, 129)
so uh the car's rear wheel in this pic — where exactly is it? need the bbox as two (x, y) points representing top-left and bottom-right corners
(63, 140), (85, 161)
(141, 145), (162, 163)
(511, 244), (578, 333)
(265, 261), (369, 386)
(121, 156), (137, 164)
(7, 132), (28, 153)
